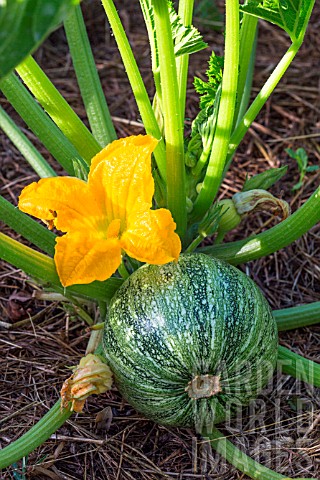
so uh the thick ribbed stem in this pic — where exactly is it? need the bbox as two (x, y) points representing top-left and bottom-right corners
(203, 427), (314, 480)
(199, 186), (320, 265)
(64, 5), (117, 146)
(190, 0), (239, 222)
(101, 0), (166, 181)
(152, 0), (187, 238)
(278, 346), (320, 387)
(274, 302), (320, 331)
(16, 56), (101, 163)
(0, 232), (122, 302)
(0, 401), (72, 470)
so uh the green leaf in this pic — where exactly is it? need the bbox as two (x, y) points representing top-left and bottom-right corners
(0, 0), (80, 81)
(186, 53), (223, 179)
(242, 165), (288, 191)
(286, 147), (308, 171)
(169, 2), (208, 57)
(139, 0), (207, 71)
(194, 52), (223, 109)
(240, 0), (315, 43)
(286, 147), (317, 190)
(306, 165), (320, 172)
(190, 87), (221, 175)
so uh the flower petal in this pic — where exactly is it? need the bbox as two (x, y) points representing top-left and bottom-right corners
(120, 208), (181, 264)
(88, 135), (158, 226)
(18, 177), (103, 233)
(55, 232), (121, 287)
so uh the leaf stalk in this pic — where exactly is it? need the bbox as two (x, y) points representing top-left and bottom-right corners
(191, 0), (240, 222)
(152, 0), (187, 238)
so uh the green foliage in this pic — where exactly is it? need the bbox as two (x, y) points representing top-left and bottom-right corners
(0, 0), (80, 80)
(169, 1), (208, 57)
(240, 0), (315, 42)
(185, 52), (223, 181)
(286, 147), (319, 190)
(139, 0), (207, 72)
(0, 0), (319, 477)
(194, 52), (223, 109)
(242, 165), (288, 191)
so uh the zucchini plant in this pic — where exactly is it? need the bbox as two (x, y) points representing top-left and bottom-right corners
(0, 0), (319, 478)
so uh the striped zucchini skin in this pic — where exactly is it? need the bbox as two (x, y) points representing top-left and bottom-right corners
(103, 254), (278, 430)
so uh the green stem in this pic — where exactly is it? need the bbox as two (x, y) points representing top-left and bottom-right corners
(16, 56), (101, 164)
(0, 73), (83, 175)
(152, 0), (187, 238)
(203, 427), (294, 480)
(0, 232), (123, 302)
(228, 40), (301, 160)
(198, 186), (320, 265)
(274, 302), (320, 331)
(235, 26), (257, 129)
(0, 401), (72, 470)
(118, 260), (130, 279)
(176, 0), (195, 122)
(0, 106), (56, 178)
(185, 234), (203, 253)
(0, 196), (56, 256)
(278, 346), (320, 387)
(99, 301), (108, 322)
(101, 0), (166, 182)
(233, 14), (258, 127)
(64, 5), (117, 147)
(85, 328), (103, 354)
(214, 230), (225, 245)
(191, 0), (239, 222)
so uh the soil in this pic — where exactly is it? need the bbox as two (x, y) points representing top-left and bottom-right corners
(0, 1), (319, 479)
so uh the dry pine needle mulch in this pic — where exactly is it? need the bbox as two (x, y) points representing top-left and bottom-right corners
(0, 1), (319, 479)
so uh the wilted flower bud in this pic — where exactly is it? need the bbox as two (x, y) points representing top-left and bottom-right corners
(216, 190), (290, 238)
(60, 354), (113, 413)
(233, 189), (290, 219)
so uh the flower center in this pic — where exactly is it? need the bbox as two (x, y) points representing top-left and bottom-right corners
(106, 218), (121, 239)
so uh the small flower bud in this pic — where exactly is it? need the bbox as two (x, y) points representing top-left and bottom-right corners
(198, 202), (222, 238)
(196, 182), (203, 194)
(217, 199), (242, 234)
(186, 197), (194, 213)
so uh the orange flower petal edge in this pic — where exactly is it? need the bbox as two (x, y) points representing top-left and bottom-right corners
(18, 135), (181, 286)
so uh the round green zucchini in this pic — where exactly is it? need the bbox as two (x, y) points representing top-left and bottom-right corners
(103, 253), (278, 431)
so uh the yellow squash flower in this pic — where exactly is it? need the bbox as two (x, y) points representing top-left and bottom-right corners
(18, 135), (181, 287)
